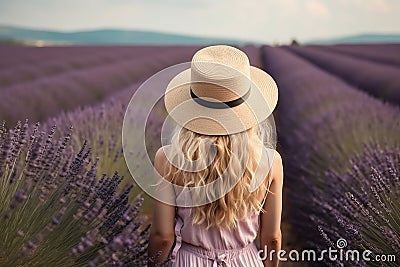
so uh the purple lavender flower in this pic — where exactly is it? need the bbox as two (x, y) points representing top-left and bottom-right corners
(314, 44), (400, 67)
(285, 45), (400, 105)
(0, 121), (150, 266)
(0, 46), (202, 125)
(262, 46), (400, 266)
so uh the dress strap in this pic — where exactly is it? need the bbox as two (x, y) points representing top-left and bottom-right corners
(261, 192), (268, 207)
(259, 178), (272, 213)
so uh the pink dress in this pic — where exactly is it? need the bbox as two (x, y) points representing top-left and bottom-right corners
(166, 189), (267, 267)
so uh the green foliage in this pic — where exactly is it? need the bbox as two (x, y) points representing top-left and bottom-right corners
(0, 121), (149, 266)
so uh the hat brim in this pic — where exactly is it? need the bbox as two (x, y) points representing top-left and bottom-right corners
(164, 66), (278, 135)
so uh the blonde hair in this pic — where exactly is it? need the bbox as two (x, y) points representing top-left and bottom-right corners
(164, 119), (276, 230)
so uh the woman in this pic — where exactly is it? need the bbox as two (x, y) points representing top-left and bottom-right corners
(148, 45), (283, 267)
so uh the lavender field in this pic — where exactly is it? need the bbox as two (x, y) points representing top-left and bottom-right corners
(0, 43), (399, 266)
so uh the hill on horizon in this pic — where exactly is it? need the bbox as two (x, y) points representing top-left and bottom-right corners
(0, 25), (399, 46)
(307, 33), (400, 45)
(0, 25), (249, 46)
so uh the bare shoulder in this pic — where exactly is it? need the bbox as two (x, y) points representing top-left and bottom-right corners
(272, 150), (282, 165)
(154, 146), (171, 177)
(271, 149), (283, 182)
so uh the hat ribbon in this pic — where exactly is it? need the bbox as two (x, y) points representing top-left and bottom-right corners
(190, 86), (251, 109)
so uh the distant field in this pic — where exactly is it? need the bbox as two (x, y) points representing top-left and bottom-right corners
(0, 43), (399, 267)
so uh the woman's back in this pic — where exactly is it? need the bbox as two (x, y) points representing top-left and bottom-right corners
(163, 148), (276, 267)
(167, 178), (269, 266)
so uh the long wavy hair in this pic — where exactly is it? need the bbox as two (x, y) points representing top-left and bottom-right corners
(164, 118), (276, 230)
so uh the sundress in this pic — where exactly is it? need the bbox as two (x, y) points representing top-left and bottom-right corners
(165, 188), (268, 267)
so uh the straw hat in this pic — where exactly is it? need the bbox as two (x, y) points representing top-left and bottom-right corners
(164, 45), (278, 135)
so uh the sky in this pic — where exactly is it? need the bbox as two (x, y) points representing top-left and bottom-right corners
(0, 0), (399, 43)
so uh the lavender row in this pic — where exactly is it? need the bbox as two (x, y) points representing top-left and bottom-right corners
(285, 45), (400, 106)
(0, 46), (202, 125)
(312, 143), (400, 266)
(0, 46), (170, 88)
(0, 63), (179, 264)
(43, 80), (167, 219)
(262, 46), (400, 266)
(315, 43), (400, 67)
(0, 45), (127, 70)
(240, 44), (263, 68)
(0, 121), (151, 266)
(0, 45), (163, 70)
